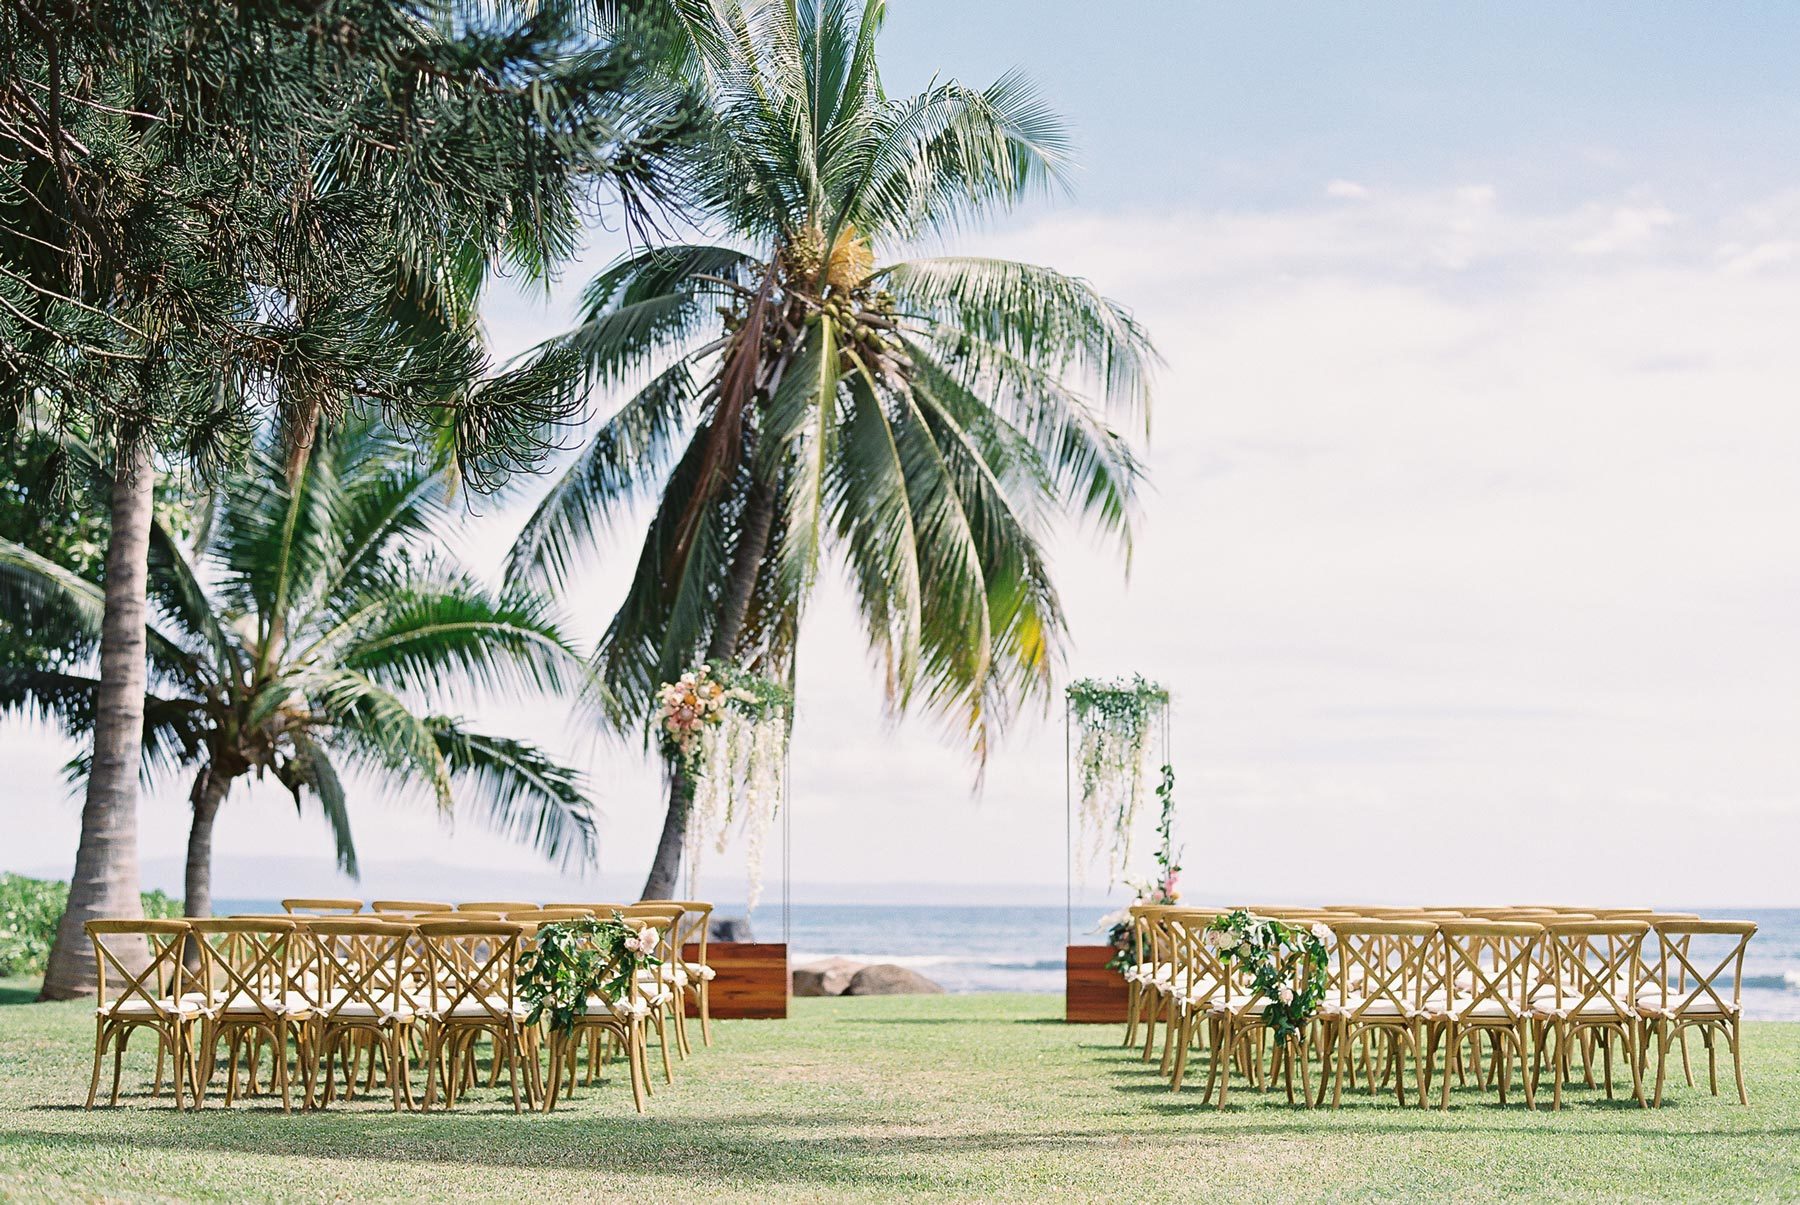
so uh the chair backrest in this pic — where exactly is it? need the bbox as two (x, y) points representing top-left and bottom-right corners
(543, 902), (629, 913)
(1166, 909), (1227, 1007)
(370, 900), (452, 915)
(281, 898), (362, 915)
(458, 901), (538, 913)
(306, 919), (420, 1022)
(1327, 919), (1437, 1019)
(416, 920), (526, 1023)
(621, 904), (683, 963)
(188, 918), (297, 1019)
(645, 899), (713, 963)
(1649, 919), (1757, 1018)
(1538, 919), (1650, 1016)
(85, 919), (192, 1018)
(506, 907), (597, 922)
(1436, 919), (1540, 1023)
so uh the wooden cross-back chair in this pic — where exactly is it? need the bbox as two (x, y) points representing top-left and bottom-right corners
(84, 919), (202, 1110)
(458, 901), (538, 913)
(1204, 914), (1326, 1109)
(416, 920), (532, 1112)
(539, 924), (654, 1114)
(1427, 920), (1541, 1109)
(1317, 919), (1437, 1109)
(621, 904), (690, 1056)
(1163, 909), (1227, 1094)
(642, 899), (718, 1046)
(1643, 919), (1757, 1106)
(307, 918), (422, 1111)
(1530, 919), (1650, 1109)
(188, 917), (310, 1112)
(1131, 906), (1184, 1066)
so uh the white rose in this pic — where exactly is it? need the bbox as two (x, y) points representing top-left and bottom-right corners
(1278, 985), (1295, 1005)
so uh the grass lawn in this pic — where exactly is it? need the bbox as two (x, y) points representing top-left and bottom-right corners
(2, 978), (1798, 1202)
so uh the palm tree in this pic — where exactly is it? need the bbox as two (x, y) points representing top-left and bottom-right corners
(0, 422), (599, 920)
(509, 0), (1157, 897)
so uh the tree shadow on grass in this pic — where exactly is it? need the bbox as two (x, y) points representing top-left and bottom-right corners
(0, 1114), (1250, 1191)
(0, 983), (41, 1007)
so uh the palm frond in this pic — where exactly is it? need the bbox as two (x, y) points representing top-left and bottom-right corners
(428, 718), (599, 871)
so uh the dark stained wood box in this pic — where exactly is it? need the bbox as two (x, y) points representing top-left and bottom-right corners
(1066, 944), (1127, 1023)
(683, 941), (789, 1019)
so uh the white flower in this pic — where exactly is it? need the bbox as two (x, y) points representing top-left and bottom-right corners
(638, 926), (661, 949)
(1311, 923), (1332, 945)
(621, 934), (641, 953)
(1216, 931), (1240, 952)
(1278, 985), (1295, 1005)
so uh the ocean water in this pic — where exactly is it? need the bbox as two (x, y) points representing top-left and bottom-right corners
(215, 899), (1800, 1019)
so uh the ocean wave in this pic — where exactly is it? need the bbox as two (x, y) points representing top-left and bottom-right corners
(1742, 972), (1800, 990)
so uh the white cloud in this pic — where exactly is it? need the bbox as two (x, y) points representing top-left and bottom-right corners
(1324, 179), (1369, 201)
(1571, 203), (1676, 255)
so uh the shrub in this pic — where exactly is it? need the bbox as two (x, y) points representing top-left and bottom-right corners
(0, 875), (183, 978)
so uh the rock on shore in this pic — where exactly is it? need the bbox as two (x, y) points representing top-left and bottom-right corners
(792, 957), (864, 997)
(844, 963), (945, 996)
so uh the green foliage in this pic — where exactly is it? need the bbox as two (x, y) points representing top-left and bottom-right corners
(1206, 909), (1331, 1045)
(0, 874), (180, 976)
(518, 916), (658, 1036)
(0, 422), (600, 877)
(1, 0), (697, 486)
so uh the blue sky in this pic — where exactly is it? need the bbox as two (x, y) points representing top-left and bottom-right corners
(6, 3), (1800, 909)
(876, 1), (1800, 212)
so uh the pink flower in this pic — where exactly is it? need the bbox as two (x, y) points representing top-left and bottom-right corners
(1278, 985), (1295, 1005)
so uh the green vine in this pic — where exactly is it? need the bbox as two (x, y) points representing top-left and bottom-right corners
(518, 916), (660, 1036)
(1205, 909), (1330, 1045)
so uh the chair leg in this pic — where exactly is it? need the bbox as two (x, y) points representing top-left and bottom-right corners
(86, 1020), (107, 1109)
(698, 983), (712, 1047)
(1730, 1020), (1748, 1105)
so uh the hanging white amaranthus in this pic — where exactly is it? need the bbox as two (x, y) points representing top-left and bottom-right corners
(657, 663), (791, 908)
(1067, 675), (1170, 885)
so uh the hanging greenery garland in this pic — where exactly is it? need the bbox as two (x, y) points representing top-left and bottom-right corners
(656, 663), (791, 908)
(1066, 674), (1169, 884)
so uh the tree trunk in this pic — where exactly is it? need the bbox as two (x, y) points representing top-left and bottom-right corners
(638, 473), (780, 901)
(39, 439), (155, 1000)
(183, 770), (231, 922)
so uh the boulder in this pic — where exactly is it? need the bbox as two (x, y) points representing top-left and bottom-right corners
(792, 957), (864, 997)
(709, 916), (754, 943)
(844, 963), (945, 996)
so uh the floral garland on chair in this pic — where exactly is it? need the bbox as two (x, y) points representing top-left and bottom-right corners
(1067, 675), (1169, 885)
(518, 915), (663, 1035)
(657, 662), (791, 908)
(1203, 909), (1331, 1044)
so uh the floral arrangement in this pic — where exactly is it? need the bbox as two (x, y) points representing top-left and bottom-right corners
(1067, 674), (1169, 884)
(657, 662), (792, 908)
(518, 915), (663, 1036)
(1203, 909), (1331, 1044)
(1100, 764), (1182, 973)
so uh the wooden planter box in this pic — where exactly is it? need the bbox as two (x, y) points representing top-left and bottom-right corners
(1065, 944), (1127, 1023)
(683, 941), (789, 1020)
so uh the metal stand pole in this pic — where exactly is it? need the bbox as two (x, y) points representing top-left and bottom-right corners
(1065, 700), (1073, 948)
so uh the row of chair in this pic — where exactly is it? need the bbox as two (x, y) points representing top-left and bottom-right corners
(82, 898), (718, 1115)
(1122, 905), (1756, 1110)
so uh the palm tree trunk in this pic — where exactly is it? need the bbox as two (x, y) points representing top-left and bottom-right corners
(639, 473), (780, 901)
(183, 770), (231, 922)
(39, 438), (156, 1000)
